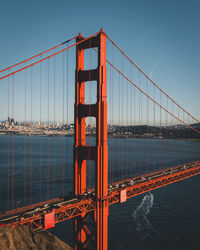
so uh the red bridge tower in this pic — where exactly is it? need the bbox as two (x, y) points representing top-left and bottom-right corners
(74, 29), (108, 250)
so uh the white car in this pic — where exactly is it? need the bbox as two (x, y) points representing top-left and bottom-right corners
(120, 184), (125, 188)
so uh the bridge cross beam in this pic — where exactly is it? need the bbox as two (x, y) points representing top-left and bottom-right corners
(74, 212), (96, 249)
(73, 29), (108, 250)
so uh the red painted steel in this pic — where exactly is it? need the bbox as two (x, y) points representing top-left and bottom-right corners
(120, 190), (127, 203)
(1, 30), (200, 250)
(2, 163), (200, 233)
(74, 28), (108, 250)
(107, 163), (200, 204)
(0, 197), (62, 218)
(74, 32), (87, 248)
(44, 211), (55, 229)
(96, 29), (108, 250)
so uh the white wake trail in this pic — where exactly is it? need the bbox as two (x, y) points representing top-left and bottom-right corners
(132, 193), (159, 239)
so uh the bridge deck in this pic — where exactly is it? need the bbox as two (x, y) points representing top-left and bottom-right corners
(0, 161), (200, 231)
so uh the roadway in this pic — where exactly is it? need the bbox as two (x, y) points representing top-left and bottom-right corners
(0, 160), (200, 231)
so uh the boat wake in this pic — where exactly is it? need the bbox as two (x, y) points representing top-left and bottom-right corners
(132, 193), (159, 240)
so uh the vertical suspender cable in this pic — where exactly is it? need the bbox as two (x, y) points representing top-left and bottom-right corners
(47, 59), (50, 200)
(160, 92), (162, 170)
(39, 56), (42, 201)
(89, 44), (92, 188)
(89, 42), (93, 187)
(7, 72), (10, 210)
(139, 72), (141, 173)
(172, 102), (175, 167)
(187, 114), (190, 160)
(24, 67), (27, 205)
(178, 105), (180, 164)
(62, 51), (65, 198)
(66, 47), (69, 194)
(134, 74), (136, 176)
(109, 53), (112, 184)
(118, 72), (121, 180)
(153, 84), (156, 172)
(121, 55), (124, 178)
(111, 44), (114, 183)
(126, 62), (128, 178)
(109, 43), (112, 184)
(130, 66), (133, 177)
(166, 97), (168, 169)
(182, 110), (187, 163)
(141, 75), (143, 173)
(141, 75), (143, 172)
(53, 49), (56, 197)
(11, 75), (14, 209)
(146, 78), (149, 174)
(30, 67), (33, 204)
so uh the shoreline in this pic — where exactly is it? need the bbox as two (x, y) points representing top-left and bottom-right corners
(0, 133), (200, 141)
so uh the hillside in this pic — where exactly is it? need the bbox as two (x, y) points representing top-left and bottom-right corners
(0, 225), (73, 250)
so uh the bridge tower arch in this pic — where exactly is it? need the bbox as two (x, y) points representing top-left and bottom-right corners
(73, 29), (108, 250)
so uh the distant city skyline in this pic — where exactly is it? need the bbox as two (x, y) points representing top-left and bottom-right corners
(0, 0), (200, 125)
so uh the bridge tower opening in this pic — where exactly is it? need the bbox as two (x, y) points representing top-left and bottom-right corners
(73, 29), (108, 250)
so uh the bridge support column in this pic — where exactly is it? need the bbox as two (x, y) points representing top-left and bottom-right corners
(73, 29), (108, 250)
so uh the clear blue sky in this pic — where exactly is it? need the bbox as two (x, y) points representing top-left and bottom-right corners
(0, 0), (200, 123)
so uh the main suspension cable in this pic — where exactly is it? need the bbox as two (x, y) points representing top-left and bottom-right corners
(0, 35), (78, 74)
(107, 59), (200, 135)
(105, 34), (200, 124)
(0, 32), (99, 81)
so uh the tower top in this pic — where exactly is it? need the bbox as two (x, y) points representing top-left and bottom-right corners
(100, 28), (105, 34)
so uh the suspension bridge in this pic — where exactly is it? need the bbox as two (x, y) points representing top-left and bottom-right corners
(0, 29), (200, 250)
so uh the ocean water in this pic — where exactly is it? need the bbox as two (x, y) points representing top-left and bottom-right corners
(0, 135), (200, 249)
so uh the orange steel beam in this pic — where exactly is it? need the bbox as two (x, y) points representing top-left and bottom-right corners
(2, 162), (200, 233)
(73, 29), (108, 250)
(0, 197), (63, 219)
(96, 29), (108, 250)
(3, 199), (96, 231)
(74, 32), (87, 248)
(107, 163), (200, 205)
